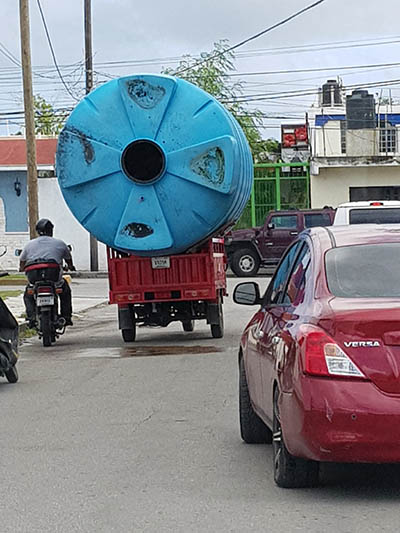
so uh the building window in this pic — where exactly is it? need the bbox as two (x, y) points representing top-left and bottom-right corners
(340, 120), (346, 154)
(379, 123), (396, 154)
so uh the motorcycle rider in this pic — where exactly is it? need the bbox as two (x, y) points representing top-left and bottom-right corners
(19, 218), (76, 328)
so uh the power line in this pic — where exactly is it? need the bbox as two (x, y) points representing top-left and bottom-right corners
(221, 78), (400, 104)
(35, 0), (79, 101)
(176, 0), (327, 75)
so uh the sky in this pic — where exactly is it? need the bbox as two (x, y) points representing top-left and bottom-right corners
(1, 0), (400, 138)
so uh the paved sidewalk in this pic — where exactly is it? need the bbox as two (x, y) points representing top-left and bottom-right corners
(4, 278), (109, 325)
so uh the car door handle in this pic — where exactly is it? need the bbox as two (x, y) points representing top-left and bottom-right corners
(289, 231), (298, 236)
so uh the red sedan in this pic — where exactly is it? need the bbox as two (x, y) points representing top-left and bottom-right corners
(233, 225), (400, 488)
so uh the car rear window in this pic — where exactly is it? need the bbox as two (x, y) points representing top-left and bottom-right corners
(304, 213), (332, 228)
(349, 208), (400, 224)
(325, 243), (400, 298)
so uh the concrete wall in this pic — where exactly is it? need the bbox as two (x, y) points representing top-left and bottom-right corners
(38, 178), (107, 271)
(310, 166), (400, 207)
(0, 177), (107, 271)
(0, 171), (28, 231)
(313, 121), (342, 157)
(0, 197), (29, 270)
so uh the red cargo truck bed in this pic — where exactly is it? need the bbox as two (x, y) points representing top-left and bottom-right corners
(107, 239), (227, 341)
(107, 238), (226, 304)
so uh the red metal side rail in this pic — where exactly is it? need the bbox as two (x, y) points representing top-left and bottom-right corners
(107, 238), (226, 305)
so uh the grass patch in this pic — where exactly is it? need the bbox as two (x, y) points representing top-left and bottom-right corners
(0, 274), (24, 281)
(20, 327), (36, 340)
(0, 290), (23, 300)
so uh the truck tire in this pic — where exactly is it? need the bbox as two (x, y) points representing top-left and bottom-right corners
(182, 320), (195, 332)
(231, 248), (260, 277)
(210, 300), (224, 339)
(122, 321), (136, 342)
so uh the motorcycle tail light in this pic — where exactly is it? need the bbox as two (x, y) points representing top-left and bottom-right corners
(298, 324), (366, 379)
(37, 286), (52, 294)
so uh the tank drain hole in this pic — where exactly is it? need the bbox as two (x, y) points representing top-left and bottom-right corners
(121, 139), (166, 184)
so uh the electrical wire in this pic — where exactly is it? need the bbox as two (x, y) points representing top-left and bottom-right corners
(35, 0), (79, 101)
(175, 0), (327, 75)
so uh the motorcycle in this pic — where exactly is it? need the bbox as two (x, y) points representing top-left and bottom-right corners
(0, 297), (19, 383)
(24, 260), (71, 347)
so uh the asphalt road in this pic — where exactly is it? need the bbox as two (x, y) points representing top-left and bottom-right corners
(3, 277), (400, 532)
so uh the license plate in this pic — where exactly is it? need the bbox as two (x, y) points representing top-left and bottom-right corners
(37, 295), (54, 306)
(151, 257), (170, 269)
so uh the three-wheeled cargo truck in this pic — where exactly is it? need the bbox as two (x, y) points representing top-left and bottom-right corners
(107, 238), (226, 342)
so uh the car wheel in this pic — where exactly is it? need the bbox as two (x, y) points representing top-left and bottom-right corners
(273, 388), (319, 488)
(231, 248), (260, 277)
(239, 357), (272, 444)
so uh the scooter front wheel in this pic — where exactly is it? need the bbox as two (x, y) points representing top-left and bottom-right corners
(5, 365), (18, 383)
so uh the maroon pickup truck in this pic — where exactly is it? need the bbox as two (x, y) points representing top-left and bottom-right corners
(225, 208), (335, 276)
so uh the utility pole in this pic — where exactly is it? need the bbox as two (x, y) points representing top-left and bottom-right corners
(84, 0), (98, 271)
(19, 0), (39, 239)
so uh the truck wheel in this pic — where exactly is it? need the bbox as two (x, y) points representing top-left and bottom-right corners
(239, 357), (272, 444)
(122, 321), (136, 342)
(211, 300), (224, 339)
(182, 320), (195, 332)
(231, 248), (260, 277)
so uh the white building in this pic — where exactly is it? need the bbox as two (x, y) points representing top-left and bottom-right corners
(308, 80), (400, 207)
(0, 137), (107, 271)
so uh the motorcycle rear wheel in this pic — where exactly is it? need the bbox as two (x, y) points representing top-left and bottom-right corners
(40, 310), (52, 347)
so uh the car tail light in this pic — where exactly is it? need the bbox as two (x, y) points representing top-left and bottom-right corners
(370, 201), (383, 206)
(37, 286), (52, 294)
(298, 324), (366, 379)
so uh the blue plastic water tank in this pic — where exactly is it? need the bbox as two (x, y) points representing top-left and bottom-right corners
(56, 74), (253, 256)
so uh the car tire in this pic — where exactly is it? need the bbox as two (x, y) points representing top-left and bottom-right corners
(273, 388), (319, 488)
(239, 357), (272, 444)
(231, 248), (260, 277)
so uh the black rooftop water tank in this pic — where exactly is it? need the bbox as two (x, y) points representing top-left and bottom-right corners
(346, 90), (376, 129)
(322, 80), (342, 106)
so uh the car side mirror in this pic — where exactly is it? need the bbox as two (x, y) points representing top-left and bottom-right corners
(233, 282), (262, 306)
(15, 249), (22, 257)
(67, 244), (72, 251)
(267, 222), (275, 233)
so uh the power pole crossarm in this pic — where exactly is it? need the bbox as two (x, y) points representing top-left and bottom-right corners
(19, 0), (39, 239)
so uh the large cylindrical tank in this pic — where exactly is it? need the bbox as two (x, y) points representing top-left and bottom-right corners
(346, 89), (376, 130)
(56, 74), (253, 256)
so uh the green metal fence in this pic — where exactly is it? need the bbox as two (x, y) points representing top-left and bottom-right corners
(235, 162), (310, 229)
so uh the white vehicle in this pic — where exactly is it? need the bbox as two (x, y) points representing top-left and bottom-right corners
(333, 201), (400, 225)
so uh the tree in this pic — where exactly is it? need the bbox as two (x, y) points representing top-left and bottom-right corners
(163, 40), (279, 162)
(33, 95), (67, 136)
